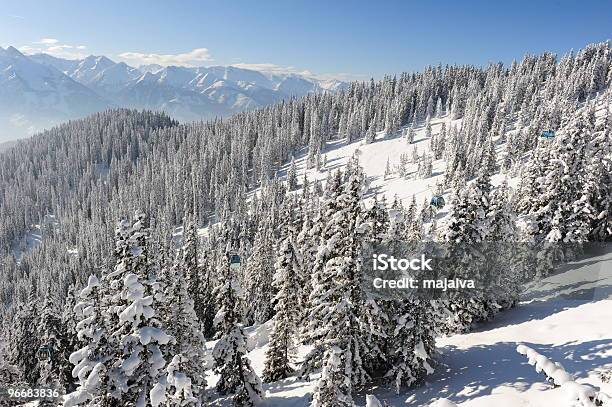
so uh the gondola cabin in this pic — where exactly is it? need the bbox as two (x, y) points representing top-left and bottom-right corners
(541, 130), (555, 139)
(229, 253), (241, 270)
(430, 195), (445, 209)
(37, 345), (53, 361)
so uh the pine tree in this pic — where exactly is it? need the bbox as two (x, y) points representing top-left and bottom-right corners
(212, 255), (263, 406)
(262, 225), (300, 382)
(386, 299), (436, 393)
(487, 181), (520, 310)
(154, 243), (208, 405)
(521, 113), (590, 245)
(407, 123), (416, 144)
(435, 97), (443, 118)
(442, 175), (492, 332)
(63, 275), (111, 407)
(384, 158), (392, 180)
(244, 224), (275, 324)
(364, 196), (390, 244)
(311, 346), (355, 407)
(61, 285), (79, 392)
(306, 160), (370, 404)
(572, 122), (612, 241)
(296, 215), (318, 314)
(6, 293), (41, 385)
(199, 245), (217, 339)
(287, 156), (299, 191)
(365, 123), (376, 144)
(104, 212), (172, 405)
(37, 295), (69, 390)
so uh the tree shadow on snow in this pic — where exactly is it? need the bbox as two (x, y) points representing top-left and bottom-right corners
(365, 339), (612, 406)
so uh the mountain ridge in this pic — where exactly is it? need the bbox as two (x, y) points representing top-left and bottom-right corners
(0, 47), (346, 141)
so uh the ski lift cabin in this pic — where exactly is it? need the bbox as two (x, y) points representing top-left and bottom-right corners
(541, 130), (555, 139)
(430, 195), (445, 209)
(229, 253), (241, 270)
(37, 344), (53, 361)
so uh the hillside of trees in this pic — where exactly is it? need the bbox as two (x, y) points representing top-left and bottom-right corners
(0, 41), (610, 406)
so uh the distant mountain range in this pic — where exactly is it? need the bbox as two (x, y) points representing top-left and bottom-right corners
(0, 46), (345, 141)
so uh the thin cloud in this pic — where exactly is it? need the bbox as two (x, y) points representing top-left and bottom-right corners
(231, 63), (314, 77)
(231, 62), (366, 82)
(19, 38), (88, 59)
(117, 48), (212, 67)
(37, 38), (59, 45)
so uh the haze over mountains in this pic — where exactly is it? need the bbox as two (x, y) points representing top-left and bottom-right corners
(0, 46), (345, 142)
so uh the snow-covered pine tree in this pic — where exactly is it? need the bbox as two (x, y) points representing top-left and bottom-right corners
(181, 217), (202, 315)
(521, 112), (590, 246)
(287, 156), (298, 191)
(442, 170), (493, 332)
(571, 119), (612, 241)
(310, 346), (355, 407)
(364, 195), (390, 244)
(296, 212), (319, 315)
(0, 340), (21, 391)
(386, 298), (436, 393)
(365, 123), (376, 144)
(434, 123), (446, 160)
(486, 180), (520, 311)
(6, 292), (41, 385)
(244, 222), (275, 325)
(37, 293), (70, 391)
(61, 285), (79, 392)
(63, 275), (110, 407)
(153, 239), (208, 405)
(103, 212), (172, 405)
(306, 158), (371, 404)
(199, 244), (218, 339)
(212, 254), (263, 406)
(262, 220), (301, 382)
(384, 158), (392, 179)
(435, 97), (443, 118)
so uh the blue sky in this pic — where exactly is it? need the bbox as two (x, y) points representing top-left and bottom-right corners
(1, 0), (611, 80)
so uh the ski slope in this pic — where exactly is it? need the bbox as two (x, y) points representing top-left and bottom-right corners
(285, 115), (457, 209)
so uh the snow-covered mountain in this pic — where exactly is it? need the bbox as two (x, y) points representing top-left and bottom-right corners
(0, 46), (110, 142)
(0, 49), (346, 141)
(33, 54), (345, 115)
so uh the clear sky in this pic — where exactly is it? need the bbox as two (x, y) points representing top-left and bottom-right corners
(1, 0), (611, 80)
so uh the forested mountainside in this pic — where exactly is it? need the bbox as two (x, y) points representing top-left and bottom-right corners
(0, 41), (611, 406)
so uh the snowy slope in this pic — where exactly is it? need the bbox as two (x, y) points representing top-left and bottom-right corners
(199, 95), (612, 406)
(268, 93), (612, 229)
(203, 241), (612, 406)
(268, 114), (460, 230)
